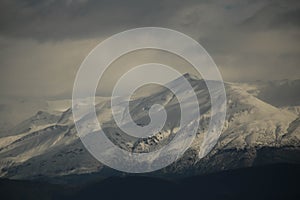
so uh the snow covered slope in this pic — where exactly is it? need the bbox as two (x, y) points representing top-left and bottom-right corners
(0, 74), (299, 179)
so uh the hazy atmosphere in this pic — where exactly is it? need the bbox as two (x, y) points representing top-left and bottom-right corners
(0, 1), (300, 199)
(0, 0), (299, 98)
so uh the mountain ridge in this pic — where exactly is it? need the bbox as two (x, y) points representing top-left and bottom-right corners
(0, 75), (299, 179)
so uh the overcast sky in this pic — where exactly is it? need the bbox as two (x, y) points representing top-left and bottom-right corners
(0, 0), (299, 99)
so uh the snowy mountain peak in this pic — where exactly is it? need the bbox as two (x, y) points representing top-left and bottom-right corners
(0, 76), (299, 179)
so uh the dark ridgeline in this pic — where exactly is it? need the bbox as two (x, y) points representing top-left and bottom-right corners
(1, 163), (299, 200)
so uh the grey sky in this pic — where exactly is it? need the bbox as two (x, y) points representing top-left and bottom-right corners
(0, 0), (299, 98)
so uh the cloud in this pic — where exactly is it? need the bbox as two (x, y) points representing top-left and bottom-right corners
(0, 0), (175, 40)
(0, 0), (299, 98)
(0, 36), (101, 98)
(170, 0), (300, 81)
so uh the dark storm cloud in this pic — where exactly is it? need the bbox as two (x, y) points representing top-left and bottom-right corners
(0, 0), (299, 98)
(0, 0), (179, 40)
(0, 0), (299, 40)
(239, 0), (300, 30)
(190, 0), (300, 81)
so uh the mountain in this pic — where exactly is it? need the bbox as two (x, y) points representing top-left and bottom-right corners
(0, 98), (71, 136)
(0, 74), (299, 180)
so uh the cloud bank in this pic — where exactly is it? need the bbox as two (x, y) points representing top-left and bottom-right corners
(0, 0), (299, 98)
